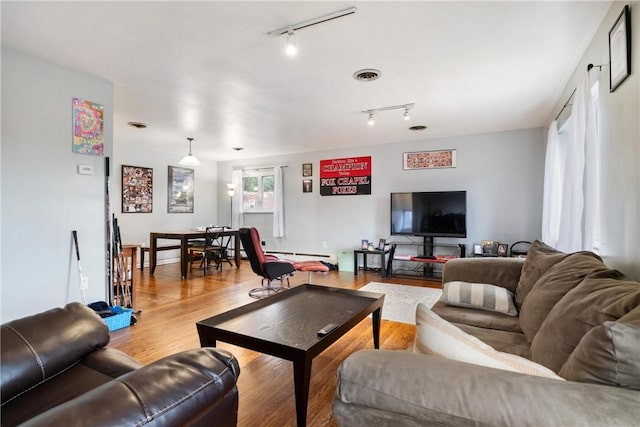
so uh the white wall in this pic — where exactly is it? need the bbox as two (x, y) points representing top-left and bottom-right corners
(1, 48), (113, 321)
(112, 144), (218, 265)
(218, 128), (545, 261)
(549, 1), (640, 280)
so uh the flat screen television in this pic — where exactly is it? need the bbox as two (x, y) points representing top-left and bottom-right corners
(390, 191), (467, 237)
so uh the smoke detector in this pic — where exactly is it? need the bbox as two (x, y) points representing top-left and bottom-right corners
(353, 69), (381, 82)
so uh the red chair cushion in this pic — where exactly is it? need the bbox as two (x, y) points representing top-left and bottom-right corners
(292, 261), (330, 272)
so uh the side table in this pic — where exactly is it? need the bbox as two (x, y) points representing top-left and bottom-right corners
(353, 248), (389, 277)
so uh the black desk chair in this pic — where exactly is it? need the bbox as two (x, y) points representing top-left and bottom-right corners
(189, 227), (232, 273)
(239, 227), (296, 298)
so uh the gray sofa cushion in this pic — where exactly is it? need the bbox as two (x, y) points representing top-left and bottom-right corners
(442, 281), (518, 316)
(515, 240), (568, 309)
(559, 307), (640, 390)
(442, 257), (525, 293)
(432, 301), (522, 333)
(455, 323), (531, 358)
(531, 269), (640, 372)
(519, 251), (606, 342)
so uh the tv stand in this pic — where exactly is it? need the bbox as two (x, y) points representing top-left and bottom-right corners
(386, 237), (465, 282)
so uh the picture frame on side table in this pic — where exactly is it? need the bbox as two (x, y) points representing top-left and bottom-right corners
(473, 244), (483, 255)
(361, 240), (369, 250)
(481, 240), (498, 256)
(497, 243), (509, 257)
(609, 5), (631, 92)
(377, 239), (386, 250)
(168, 166), (194, 213)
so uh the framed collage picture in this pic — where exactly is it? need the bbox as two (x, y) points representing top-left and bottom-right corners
(122, 165), (153, 213)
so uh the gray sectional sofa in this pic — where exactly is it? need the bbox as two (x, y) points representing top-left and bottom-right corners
(333, 241), (640, 426)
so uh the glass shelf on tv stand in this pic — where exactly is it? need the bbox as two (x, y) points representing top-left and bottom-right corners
(386, 238), (466, 282)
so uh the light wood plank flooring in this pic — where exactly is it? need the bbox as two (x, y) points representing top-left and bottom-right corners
(109, 261), (440, 427)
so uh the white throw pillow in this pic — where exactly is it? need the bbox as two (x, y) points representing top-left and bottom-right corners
(414, 302), (563, 380)
(442, 281), (518, 316)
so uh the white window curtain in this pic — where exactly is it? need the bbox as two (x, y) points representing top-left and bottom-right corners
(272, 166), (285, 237)
(542, 120), (562, 248)
(230, 169), (243, 229)
(542, 71), (598, 252)
(583, 76), (600, 252)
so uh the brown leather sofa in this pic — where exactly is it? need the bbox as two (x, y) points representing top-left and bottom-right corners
(1, 302), (240, 427)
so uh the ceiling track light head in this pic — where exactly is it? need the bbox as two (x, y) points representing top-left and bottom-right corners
(367, 112), (375, 126)
(285, 29), (297, 56)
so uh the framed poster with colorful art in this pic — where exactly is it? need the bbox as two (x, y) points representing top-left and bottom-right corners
(403, 149), (456, 170)
(168, 166), (194, 213)
(122, 165), (153, 213)
(72, 97), (104, 156)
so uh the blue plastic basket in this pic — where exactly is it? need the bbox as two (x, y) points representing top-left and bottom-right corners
(103, 307), (132, 332)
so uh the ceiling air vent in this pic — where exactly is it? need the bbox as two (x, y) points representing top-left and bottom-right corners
(127, 121), (147, 129)
(409, 125), (428, 131)
(353, 69), (381, 82)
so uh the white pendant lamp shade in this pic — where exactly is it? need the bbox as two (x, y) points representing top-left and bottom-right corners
(179, 137), (201, 166)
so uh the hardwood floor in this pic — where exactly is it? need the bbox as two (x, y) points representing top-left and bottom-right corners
(109, 261), (440, 427)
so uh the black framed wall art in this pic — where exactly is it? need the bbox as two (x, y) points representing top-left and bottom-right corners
(168, 166), (194, 213)
(609, 5), (631, 92)
(122, 165), (153, 213)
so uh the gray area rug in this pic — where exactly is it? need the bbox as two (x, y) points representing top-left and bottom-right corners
(360, 282), (442, 325)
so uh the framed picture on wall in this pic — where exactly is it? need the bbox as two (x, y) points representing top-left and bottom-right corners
(122, 165), (153, 213)
(609, 5), (631, 92)
(302, 163), (312, 177)
(167, 166), (194, 213)
(302, 179), (312, 193)
(403, 149), (457, 170)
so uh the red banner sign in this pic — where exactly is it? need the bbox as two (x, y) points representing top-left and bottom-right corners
(319, 156), (371, 196)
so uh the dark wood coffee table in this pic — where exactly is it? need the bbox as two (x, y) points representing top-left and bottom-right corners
(196, 284), (384, 427)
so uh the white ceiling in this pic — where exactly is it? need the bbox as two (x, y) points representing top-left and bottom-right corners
(1, 1), (610, 162)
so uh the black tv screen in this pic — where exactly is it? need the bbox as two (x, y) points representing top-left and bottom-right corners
(390, 191), (466, 237)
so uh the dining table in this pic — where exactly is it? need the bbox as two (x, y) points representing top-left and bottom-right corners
(149, 229), (241, 279)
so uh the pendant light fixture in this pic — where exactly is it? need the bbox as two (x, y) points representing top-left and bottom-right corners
(179, 137), (201, 166)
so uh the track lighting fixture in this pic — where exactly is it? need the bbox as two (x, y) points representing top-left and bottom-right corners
(285, 29), (297, 56)
(362, 103), (415, 126)
(267, 7), (357, 56)
(179, 137), (201, 167)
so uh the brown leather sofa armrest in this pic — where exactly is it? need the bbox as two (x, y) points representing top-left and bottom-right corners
(1, 303), (109, 402)
(80, 348), (144, 378)
(21, 347), (240, 427)
(442, 257), (525, 292)
(334, 350), (640, 427)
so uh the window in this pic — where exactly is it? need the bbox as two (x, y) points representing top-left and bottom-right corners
(242, 169), (274, 212)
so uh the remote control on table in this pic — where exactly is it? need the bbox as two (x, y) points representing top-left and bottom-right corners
(317, 323), (338, 336)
